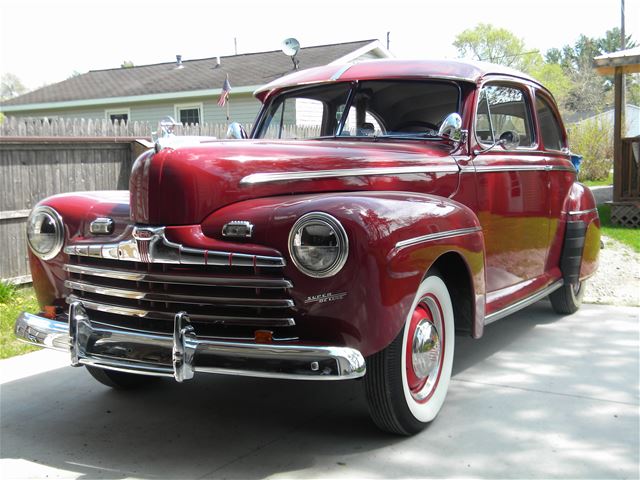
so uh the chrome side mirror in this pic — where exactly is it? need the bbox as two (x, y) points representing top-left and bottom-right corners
(227, 122), (248, 139)
(438, 113), (464, 142)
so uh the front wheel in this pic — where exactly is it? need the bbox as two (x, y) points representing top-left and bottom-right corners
(364, 273), (455, 435)
(549, 280), (585, 314)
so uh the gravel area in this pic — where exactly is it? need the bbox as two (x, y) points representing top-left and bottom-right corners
(583, 235), (640, 306)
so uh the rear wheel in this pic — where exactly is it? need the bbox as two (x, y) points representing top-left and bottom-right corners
(550, 280), (585, 314)
(85, 366), (158, 390)
(365, 273), (455, 435)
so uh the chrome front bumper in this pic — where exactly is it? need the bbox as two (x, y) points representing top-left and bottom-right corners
(14, 302), (366, 382)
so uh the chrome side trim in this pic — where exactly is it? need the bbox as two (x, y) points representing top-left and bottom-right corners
(548, 164), (577, 172)
(484, 279), (564, 325)
(473, 164), (576, 174)
(395, 226), (482, 250)
(474, 165), (547, 173)
(66, 295), (296, 327)
(65, 280), (294, 308)
(14, 309), (366, 381)
(568, 208), (598, 216)
(63, 264), (293, 289)
(240, 165), (459, 185)
(64, 226), (285, 268)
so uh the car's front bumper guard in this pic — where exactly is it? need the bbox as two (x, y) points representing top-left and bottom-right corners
(14, 302), (366, 382)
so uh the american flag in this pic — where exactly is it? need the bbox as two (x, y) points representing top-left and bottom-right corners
(217, 76), (231, 107)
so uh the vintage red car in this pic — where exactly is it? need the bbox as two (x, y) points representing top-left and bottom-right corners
(16, 59), (600, 435)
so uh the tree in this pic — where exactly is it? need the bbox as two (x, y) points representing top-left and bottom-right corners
(453, 23), (541, 73)
(544, 28), (638, 113)
(598, 27), (637, 53)
(1, 73), (27, 101)
(529, 63), (572, 109)
(121, 60), (134, 68)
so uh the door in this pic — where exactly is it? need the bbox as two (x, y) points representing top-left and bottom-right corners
(472, 83), (550, 294)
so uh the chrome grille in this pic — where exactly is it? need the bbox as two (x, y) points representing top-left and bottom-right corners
(64, 254), (296, 339)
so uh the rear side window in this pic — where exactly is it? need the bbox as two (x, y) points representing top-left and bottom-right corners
(476, 85), (535, 148)
(536, 96), (566, 151)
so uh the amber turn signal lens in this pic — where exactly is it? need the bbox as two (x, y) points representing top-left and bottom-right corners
(254, 330), (273, 344)
(43, 305), (57, 319)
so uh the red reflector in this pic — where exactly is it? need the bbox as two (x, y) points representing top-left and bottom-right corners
(43, 306), (57, 319)
(254, 330), (273, 344)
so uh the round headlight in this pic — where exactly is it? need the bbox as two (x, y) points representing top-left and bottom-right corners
(288, 212), (348, 278)
(26, 206), (64, 260)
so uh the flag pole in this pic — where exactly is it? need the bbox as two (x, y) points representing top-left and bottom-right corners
(225, 74), (230, 121)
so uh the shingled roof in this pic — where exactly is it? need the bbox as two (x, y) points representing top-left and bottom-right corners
(2, 40), (382, 107)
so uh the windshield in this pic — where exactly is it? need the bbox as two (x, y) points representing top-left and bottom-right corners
(254, 80), (461, 140)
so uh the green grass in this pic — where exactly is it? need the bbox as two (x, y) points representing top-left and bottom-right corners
(583, 172), (613, 187)
(598, 204), (640, 252)
(0, 284), (41, 359)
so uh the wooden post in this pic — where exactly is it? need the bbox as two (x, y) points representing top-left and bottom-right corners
(613, 67), (623, 202)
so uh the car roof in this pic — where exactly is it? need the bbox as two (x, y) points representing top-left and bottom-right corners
(254, 59), (545, 101)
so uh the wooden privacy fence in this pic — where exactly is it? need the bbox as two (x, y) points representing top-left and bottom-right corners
(0, 117), (322, 139)
(0, 117), (235, 138)
(0, 137), (142, 284)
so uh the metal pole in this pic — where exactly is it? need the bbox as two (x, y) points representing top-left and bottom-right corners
(621, 0), (625, 47)
(620, 0), (626, 135)
(386, 32), (390, 50)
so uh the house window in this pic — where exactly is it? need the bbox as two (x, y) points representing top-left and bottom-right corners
(177, 105), (201, 125)
(106, 109), (129, 123)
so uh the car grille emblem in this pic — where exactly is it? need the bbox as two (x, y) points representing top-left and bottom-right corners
(132, 227), (162, 263)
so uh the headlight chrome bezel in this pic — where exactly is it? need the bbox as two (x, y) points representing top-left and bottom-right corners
(288, 212), (348, 278)
(26, 206), (64, 260)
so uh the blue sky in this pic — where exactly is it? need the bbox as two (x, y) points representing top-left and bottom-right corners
(1, 0), (638, 90)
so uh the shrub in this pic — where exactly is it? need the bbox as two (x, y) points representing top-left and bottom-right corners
(567, 117), (613, 181)
(0, 281), (16, 304)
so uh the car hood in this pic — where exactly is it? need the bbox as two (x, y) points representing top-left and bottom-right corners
(130, 139), (460, 225)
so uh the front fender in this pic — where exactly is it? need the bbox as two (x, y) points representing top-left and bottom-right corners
(203, 191), (485, 356)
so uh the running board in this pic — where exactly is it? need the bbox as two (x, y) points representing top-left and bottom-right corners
(484, 279), (564, 325)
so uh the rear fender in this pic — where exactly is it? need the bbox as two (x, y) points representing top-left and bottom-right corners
(549, 183), (600, 282)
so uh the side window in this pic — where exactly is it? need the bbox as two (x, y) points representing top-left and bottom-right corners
(476, 85), (534, 148)
(536, 95), (566, 151)
(261, 98), (324, 139)
(342, 108), (384, 136)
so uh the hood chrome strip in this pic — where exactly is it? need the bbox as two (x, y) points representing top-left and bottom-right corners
(240, 165), (459, 185)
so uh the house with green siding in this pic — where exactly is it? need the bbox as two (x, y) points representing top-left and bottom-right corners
(0, 40), (391, 127)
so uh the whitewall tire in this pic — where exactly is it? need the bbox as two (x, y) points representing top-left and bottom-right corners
(365, 272), (455, 435)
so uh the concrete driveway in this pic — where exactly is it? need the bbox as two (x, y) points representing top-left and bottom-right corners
(1, 302), (638, 479)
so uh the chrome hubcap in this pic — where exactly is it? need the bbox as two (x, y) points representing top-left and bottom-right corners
(412, 319), (441, 379)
